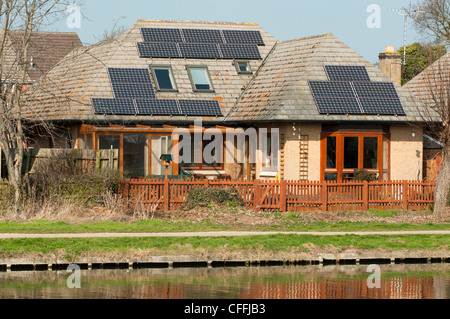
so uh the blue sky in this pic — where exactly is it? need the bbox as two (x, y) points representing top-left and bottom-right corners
(53, 0), (424, 64)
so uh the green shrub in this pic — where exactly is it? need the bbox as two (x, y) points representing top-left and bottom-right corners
(22, 150), (121, 207)
(353, 169), (378, 181)
(184, 187), (245, 210)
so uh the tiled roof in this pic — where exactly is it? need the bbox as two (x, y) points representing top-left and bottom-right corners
(226, 33), (432, 123)
(4, 31), (83, 82)
(22, 20), (277, 123)
(403, 51), (449, 122)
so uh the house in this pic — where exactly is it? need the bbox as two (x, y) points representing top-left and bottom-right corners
(403, 52), (449, 181)
(22, 20), (435, 181)
(1, 31), (83, 86)
(1, 31), (83, 177)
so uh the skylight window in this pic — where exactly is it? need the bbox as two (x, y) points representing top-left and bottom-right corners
(151, 66), (177, 91)
(187, 66), (214, 92)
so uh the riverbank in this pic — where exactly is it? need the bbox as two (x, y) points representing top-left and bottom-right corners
(0, 233), (448, 266)
(0, 207), (448, 267)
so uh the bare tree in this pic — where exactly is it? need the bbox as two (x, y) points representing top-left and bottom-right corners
(0, 0), (81, 203)
(405, 0), (450, 216)
(406, 0), (450, 46)
(412, 56), (450, 217)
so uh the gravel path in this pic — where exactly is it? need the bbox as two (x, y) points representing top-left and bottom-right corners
(1, 230), (449, 239)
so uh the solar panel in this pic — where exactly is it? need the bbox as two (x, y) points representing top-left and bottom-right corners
(135, 99), (181, 116)
(178, 99), (223, 117)
(219, 44), (261, 60)
(222, 30), (265, 45)
(314, 97), (362, 115)
(359, 97), (406, 115)
(111, 83), (156, 99)
(325, 65), (371, 82)
(179, 43), (221, 59)
(137, 42), (180, 58)
(141, 28), (183, 43)
(92, 98), (136, 115)
(309, 81), (355, 97)
(108, 68), (152, 84)
(182, 29), (224, 43)
(352, 82), (399, 98)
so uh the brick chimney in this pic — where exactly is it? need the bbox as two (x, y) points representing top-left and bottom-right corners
(379, 46), (402, 85)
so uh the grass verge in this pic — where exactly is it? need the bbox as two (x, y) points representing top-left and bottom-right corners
(0, 219), (448, 234)
(0, 234), (448, 260)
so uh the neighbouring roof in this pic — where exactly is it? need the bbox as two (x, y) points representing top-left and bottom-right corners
(226, 33), (434, 123)
(423, 134), (444, 149)
(403, 51), (449, 122)
(22, 20), (277, 123)
(2, 31), (83, 82)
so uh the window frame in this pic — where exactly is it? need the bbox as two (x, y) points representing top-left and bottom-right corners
(178, 133), (224, 170)
(186, 65), (215, 93)
(234, 60), (253, 75)
(320, 132), (390, 181)
(150, 65), (178, 92)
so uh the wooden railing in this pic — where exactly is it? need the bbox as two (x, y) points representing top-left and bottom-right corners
(118, 179), (436, 212)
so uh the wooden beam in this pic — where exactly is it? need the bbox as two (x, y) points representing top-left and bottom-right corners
(136, 124), (152, 130)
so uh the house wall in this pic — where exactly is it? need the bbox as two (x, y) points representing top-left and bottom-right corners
(254, 123), (322, 181)
(390, 124), (423, 181)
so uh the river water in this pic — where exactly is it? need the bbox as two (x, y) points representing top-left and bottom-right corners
(0, 264), (448, 299)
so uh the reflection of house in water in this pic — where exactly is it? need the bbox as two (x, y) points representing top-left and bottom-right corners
(238, 276), (437, 299)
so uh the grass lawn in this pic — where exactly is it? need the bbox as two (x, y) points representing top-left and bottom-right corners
(0, 218), (448, 234)
(0, 234), (448, 259)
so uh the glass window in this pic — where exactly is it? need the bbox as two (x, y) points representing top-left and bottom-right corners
(344, 137), (359, 169)
(123, 135), (148, 178)
(188, 66), (213, 91)
(363, 137), (378, 169)
(235, 61), (252, 74)
(326, 136), (337, 169)
(151, 136), (173, 176)
(98, 135), (120, 151)
(152, 66), (176, 91)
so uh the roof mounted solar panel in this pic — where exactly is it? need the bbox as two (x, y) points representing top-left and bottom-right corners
(182, 29), (224, 44)
(108, 68), (153, 84)
(179, 43), (221, 59)
(111, 83), (156, 99)
(141, 28), (183, 43)
(178, 99), (223, 117)
(359, 97), (406, 115)
(309, 81), (356, 98)
(92, 98), (136, 115)
(137, 42), (180, 58)
(222, 30), (265, 46)
(352, 82), (399, 98)
(219, 44), (261, 60)
(325, 65), (371, 82)
(314, 97), (362, 115)
(135, 99), (181, 116)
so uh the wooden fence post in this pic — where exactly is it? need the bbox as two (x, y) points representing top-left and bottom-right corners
(254, 180), (260, 212)
(164, 179), (170, 211)
(321, 181), (328, 212)
(403, 180), (409, 210)
(363, 180), (369, 211)
(280, 180), (287, 212)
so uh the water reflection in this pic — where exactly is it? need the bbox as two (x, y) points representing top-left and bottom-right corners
(0, 264), (448, 299)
